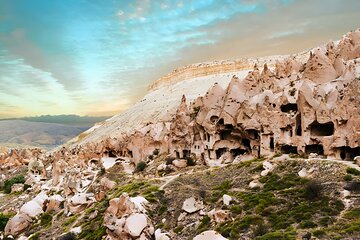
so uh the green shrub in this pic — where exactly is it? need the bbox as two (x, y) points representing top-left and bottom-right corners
(3, 175), (25, 193)
(346, 167), (360, 176)
(344, 207), (360, 219)
(40, 212), (52, 226)
(197, 216), (211, 233)
(312, 229), (325, 237)
(0, 213), (11, 231)
(304, 181), (323, 200)
(344, 174), (353, 181)
(185, 157), (196, 166)
(135, 161), (147, 172)
(299, 220), (317, 228)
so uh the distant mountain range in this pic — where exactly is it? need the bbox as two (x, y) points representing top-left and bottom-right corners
(1, 114), (109, 126)
(0, 115), (110, 150)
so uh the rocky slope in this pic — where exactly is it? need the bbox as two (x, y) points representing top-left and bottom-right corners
(0, 29), (360, 240)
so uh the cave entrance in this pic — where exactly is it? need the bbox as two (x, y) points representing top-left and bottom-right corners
(128, 150), (133, 158)
(183, 149), (191, 158)
(296, 114), (302, 136)
(280, 103), (298, 113)
(242, 138), (251, 150)
(280, 145), (298, 154)
(305, 144), (324, 155)
(230, 148), (247, 157)
(216, 148), (228, 159)
(246, 129), (260, 140)
(339, 147), (360, 161)
(105, 150), (117, 158)
(310, 121), (334, 136)
(220, 130), (232, 140)
(270, 137), (275, 152)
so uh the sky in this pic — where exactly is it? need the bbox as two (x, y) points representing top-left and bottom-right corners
(0, 0), (359, 118)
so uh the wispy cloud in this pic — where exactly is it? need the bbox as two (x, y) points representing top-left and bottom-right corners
(0, 0), (359, 118)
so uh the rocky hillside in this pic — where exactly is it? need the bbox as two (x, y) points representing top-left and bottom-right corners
(0, 29), (360, 240)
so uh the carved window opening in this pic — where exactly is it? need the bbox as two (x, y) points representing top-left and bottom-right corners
(242, 138), (251, 149)
(338, 147), (360, 161)
(270, 137), (275, 152)
(296, 114), (302, 136)
(305, 144), (324, 155)
(216, 148), (227, 159)
(230, 148), (247, 157)
(183, 149), (190, 158)
(280, 103), (298, 113)
(280, 145), (297, 154)
(310, 121), (334, 136)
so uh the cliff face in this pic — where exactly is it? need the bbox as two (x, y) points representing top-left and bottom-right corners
(67, 29), (360, 165)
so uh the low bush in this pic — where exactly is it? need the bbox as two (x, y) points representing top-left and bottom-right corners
(3, 175), (25, 193)
(346, 167), (360, 176)
(0, 213), (11, 231)
(304, 181), (323, 200)
(40, 212), (52, 226)
(185, 157), (196, 166)
(135, 161), (147, 172)
(344, 174), (353, 181)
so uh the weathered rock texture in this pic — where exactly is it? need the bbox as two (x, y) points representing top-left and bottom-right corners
(63, 29), (360, 165)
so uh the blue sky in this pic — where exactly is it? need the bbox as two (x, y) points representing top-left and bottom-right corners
(0, 0), (359, 118)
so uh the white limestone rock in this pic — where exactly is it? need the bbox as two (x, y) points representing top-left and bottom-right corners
(124, 213), (148, 237)
(20, 200), (43, 218)
(298, 168), (308, 178)
(155, 229), (170, 240)
(182, 197), (204, 213)
(222, 194), (232, 206)
(194, 230), (228, 240)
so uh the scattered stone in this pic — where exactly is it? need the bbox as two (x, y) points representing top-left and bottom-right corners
(182, 197), (204, 213)
(124, 213), (148, 237)
(100, 177), (116, 190)
(298, 168), (308, 178)
(222, 194), (232, 206)
(194, 230), (228, 240)
(155, 229), (170, 240)
(208, 209), (230, 223)
(11, 183), (24, 193)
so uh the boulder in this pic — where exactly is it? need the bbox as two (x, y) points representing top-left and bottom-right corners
(20, 201), (43, 218)
(172, 159), (187, 168)
(298, 168), (308, 178)
(354, 156), (360, 166)
(4, 213), (32, 236)
(222, 194), (232, 206)
(182, 197), (204, 213)
(124, 213), (148, 237)
(208, 209), (230, 223)
(194, 230), (228, 240)
(100, 177), (116, 190)
(11, 183), (24, 193)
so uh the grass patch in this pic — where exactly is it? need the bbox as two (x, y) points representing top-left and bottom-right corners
(346, 167), (360, 176)
(40, 212), (53, 227)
